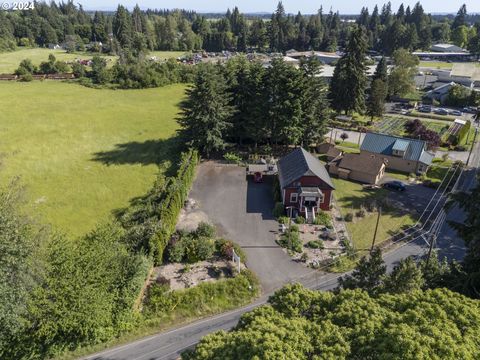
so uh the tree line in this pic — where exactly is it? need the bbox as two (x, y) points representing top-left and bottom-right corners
(178, 56), (329, 156)
(178, 26), (421, 156)
(1, 1), (479, 56)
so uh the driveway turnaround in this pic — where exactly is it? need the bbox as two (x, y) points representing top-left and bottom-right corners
(189, 163), (313, 292)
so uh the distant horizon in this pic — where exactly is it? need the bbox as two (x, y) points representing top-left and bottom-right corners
(77, 1), (480, 15)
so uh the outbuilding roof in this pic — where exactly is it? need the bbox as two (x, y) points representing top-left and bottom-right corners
(360, 132), (434, 165)
(277, 147), (334, 190)
(336, 153), (386, 175)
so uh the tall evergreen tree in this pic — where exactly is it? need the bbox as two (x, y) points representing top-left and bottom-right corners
(299, 57), (329, 146)
(178, 65), (234, 158)
(452, 4), (467, 30)
(329, 26), (368, 114)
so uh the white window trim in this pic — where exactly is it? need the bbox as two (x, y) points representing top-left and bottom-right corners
(290, 193), (298, 203)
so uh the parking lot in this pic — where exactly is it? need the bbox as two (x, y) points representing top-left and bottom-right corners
(189, 163), (313, 292)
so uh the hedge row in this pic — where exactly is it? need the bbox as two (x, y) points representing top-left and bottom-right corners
(150, 149), (200, 264)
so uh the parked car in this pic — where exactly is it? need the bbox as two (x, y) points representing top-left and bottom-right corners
(418, 105), (432, 113)
(449, 110), (462, 116)
(463, 106), (478, 114)
(382, 181), (406, 192)
(434, 108), (448, 115)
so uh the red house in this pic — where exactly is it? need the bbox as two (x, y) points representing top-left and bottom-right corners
(277, 147), (335, 219)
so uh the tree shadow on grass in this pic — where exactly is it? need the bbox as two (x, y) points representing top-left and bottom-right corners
(91, 136), (181, 169)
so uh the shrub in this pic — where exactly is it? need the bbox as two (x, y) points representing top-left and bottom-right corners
(168, 238), (185, 263)
(223, 152), (242, 164)
(195, 238), (215, 261)
(356, 207), (366, 218)
(195, 222), (216, 238)
(314, 211), (332, 227)
(344, 213), (354, 222)
(289, 224), (299, 233)
(300, 252), (309, 262)
(278, 216), (289, 225)
(279, 230), (302, 253)
(295, 216), (306, 224)
(273, 202), (285, 218)
(19, 73), (33, 82)
(306, 240), (324, 249)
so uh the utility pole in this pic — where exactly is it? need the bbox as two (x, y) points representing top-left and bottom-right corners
(425, 232), (436, 268)
(370, 207), (381, 253)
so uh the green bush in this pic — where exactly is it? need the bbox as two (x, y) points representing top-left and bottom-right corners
(223, 152), (242, 164)
(344, 213), (354, 222)
(295, 216), (306, 224)
(306, 240), (324, 249)
(278, 216), (289, 225)
(289, 224), (299, 233)
(195, 222), (216, 238)
(273, 202), (285, 218)
(167, 223), (216, 264)
(279, 230), (303, 253)
(314, 212), (332, 227)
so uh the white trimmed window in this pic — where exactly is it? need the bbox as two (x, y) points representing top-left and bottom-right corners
(290, 193), (298, 203)
(319, 193), (325, 204)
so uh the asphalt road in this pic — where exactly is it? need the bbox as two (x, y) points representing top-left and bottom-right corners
(84, 136), (479, 360)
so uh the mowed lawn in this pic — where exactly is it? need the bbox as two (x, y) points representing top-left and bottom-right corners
(332, 178), (416, 250)
(0, 81), (185, 237)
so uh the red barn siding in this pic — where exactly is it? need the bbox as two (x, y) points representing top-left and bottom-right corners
(282, 175), (333, 213)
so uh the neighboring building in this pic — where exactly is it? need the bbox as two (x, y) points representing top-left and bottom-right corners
(424, 81), (473, 104)
(412, 51), (472, 61)
(431, 43), (467, 53)
(48, 43), (61, 50)
(316, 140), (335, 154)
(328, 153), (387, 184)
(277, 148), (335, 218)
(286, 50), (341, 64)
(326, 146), (343, 161)
(360, 133), (434, 174)
(450, 63), (480, 87)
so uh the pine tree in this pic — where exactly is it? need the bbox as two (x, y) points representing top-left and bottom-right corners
(329, 26), (368, 115)
(299, 57), (329, 146)
(373, 56), (388, 82)
(338, 247), (387, 295)
(367, 79), (388, 119)
(178, 65), (234, 158)
(452, 4), (467, 30)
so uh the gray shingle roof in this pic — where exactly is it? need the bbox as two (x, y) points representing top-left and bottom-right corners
(277, 148), (334, 190)
(360, 132), (433, 165)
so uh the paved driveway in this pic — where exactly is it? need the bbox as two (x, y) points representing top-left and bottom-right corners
(190, 163), (313, 292)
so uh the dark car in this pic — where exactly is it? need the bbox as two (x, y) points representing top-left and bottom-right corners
(383, 181), (406, 192)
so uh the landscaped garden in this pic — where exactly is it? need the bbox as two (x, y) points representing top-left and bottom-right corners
(0, 81), (185, 237)
(374, 116), (449, 137)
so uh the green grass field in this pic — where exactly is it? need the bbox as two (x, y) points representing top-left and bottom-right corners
(332, 178), (416, 250)
(0, 48), (185, 74)
(0, 48), (117, 73)
(0, 81), (185, 237)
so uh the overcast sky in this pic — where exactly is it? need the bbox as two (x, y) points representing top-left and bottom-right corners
(81, 1), (480, 14)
